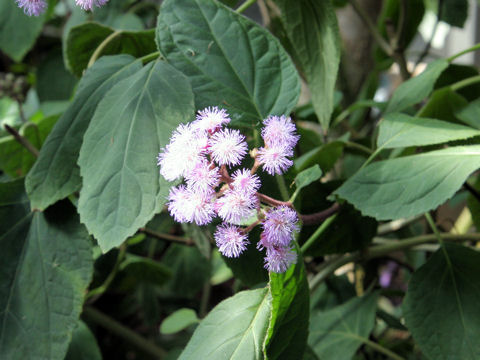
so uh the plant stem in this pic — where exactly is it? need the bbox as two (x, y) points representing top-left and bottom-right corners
(87, 244), (127, 301)
(348, 0), (391, 56)
(300, 203), (341, 226)
(257, 192), (294, 208)
(140, 228), (194, 246)
(343, 141), (374, 155)
(450, 75), (480, 91)
(3, 124), (39, 157)
(139, 51), (161, 64)
(415, 0), (444, 67)
(424, 212), (443, 246)
(309, 233), (480, 291)
(464, 182), (480, 202)
(83, 307), (167, 359)
(301, 214), (338, 253)
(447, 42), (480, 62)
(363, 338), (406, 360)
(87, 31), (123, 68)
(236, 0), (257, 13)
(377, 215), (422, 235)
(275, 175), (290, 201)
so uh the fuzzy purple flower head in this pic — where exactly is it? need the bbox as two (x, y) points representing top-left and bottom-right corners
(75, 0), (109, 11)
(16, 0), (47, 16)
(158, 106), (301, 273)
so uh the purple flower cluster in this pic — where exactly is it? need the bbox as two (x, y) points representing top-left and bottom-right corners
(16, 0), (109, 16)
(158, 107), (299, 273)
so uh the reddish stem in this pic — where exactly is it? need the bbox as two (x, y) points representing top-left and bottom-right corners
(299, 203), (341, 225)
(257, 192), (294, 209)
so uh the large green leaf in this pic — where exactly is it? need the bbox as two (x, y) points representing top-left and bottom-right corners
(65, 22), (156, 77)
(26, 55), (142, 211)
(385, 59), (449, 114)
(456, 98), (480, 129)
(0, 180), (93, 360)
(78, 61), (195, 252)
(265, 251), (310, 359)
(65, 321), (102, 360)
(0, 0), (52, 61)
(179, 288), (271, 360)
(156, 0), (300, 126)
(275, 0), (340, 130)
(403, 243), (480, 359)
(308, 293), (379, 360)
(334, 146), (480, 220)
(377, 113), (480, 149)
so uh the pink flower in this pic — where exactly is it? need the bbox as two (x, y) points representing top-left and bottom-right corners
(167, 185), (215, 225)
(215, 224), (249, 258)
(158, 123), (208, 181)
(261, 115), (299, 149)
(193, 106), (231, 133)
(215, 189), (257, 224)
(185, 160), (220, 193)
(231, 169), (261, 194)
(16, 0), (47, 16)
(209, 128), (248, 167)
(264, 246), (297, 273)
(257, 145), (294, 175)
(75, 0), (109, 10)
(260, 206), (299, 248)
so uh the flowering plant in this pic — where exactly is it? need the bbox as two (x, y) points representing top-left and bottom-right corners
(2, 0), (480, 359)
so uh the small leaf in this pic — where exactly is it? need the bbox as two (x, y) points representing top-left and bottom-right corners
(78, 61), (195, 252)
(179, 288), (271, 360)
(119, 254), (172, 286)
(456, 98), (480, 129)
(403, 243), (480, 359)
(65, 22), (156, 77)
(182, 224), (212, 259)
(156, 0), (300, 126)
(385, 59), (449, 114)
(377, 112), (480, 149)
(294, 165), (323, 191)
(160, 309), (199, 335)
(0, 180), (93, 360)
(65, 321), (102, 360)
(417, 87), (468, 123)
(294, 141), (344, 173)
(265, 250), (310, 359)
(26, 55), (142, 211)
(275, 0), (341, 130)
(309, 293), (379, 360)
(334, 146), (480, 220)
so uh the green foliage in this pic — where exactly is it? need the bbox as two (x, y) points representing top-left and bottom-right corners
(0, 180), (93, 360)
(156, 0), (300, 126)
(335, 146), (480, 220)
(77, 61), (194, 252)
(404, 243), (480, 359)
(309, 292), (379, 360)
(275, 0), (340, 130)
(65, 321), (102, 360)
(179, 288), (271, 359)
(160, 309), (199, 335)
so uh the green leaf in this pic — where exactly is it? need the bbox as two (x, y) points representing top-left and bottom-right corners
(156, 0), (300, 126)
(304, 205), (376, 256)
(385, 59), (449, 114)
(182, 223), (212, 259)
(0, 0), (51, 61)
(179, 288), (271, 360)
(440, 0), (468, 28)
(160, 308), (199, 335)
(334, 146), (480, 220)
(65, 22), (157, 77)
(294, 141), (344, 173)
(119, 254), (172, 286)
(309, 293), (379, 360)
(78, 61), (194, 252)
(265, 250), (310, 359)
(456, 98), (480, 129)
(65, 321), (102, 360)
(294, 165), (323, 191)
(403, 243), (480, 359)
(26, 55), (142, 211)
(275, 0), (340, 130)
(0, 180), (93, 360)
(377, 113), (480, 149)
(417, 87), (468, 123)
(161, 244), (211, 298)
